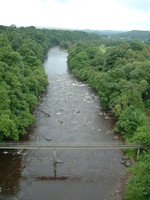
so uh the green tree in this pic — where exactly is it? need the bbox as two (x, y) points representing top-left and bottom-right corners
(115, 106), (146, 138)
(104, 47), (125, 71)
(125, 153), (150, 200)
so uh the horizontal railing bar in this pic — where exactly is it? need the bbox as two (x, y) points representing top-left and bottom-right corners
(0, 142), (147, 150)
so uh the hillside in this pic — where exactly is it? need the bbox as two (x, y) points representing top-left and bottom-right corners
(117, 30), (150, 41)
(84, 29), (124, 36)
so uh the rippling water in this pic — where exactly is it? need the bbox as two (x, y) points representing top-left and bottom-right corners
(0, 47), (126, 200)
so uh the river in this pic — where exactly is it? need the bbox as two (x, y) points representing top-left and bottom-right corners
(0, 47), (126, 200)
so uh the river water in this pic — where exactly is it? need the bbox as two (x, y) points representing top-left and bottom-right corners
(0, 47), (126, 200)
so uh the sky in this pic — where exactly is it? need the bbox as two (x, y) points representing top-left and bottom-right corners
(0, 0), (150, 31)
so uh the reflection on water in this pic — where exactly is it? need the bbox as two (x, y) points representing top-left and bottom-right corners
(36, 163), (68, 181)
(0, 47), (126, 200)
(36, 176), (68, 181)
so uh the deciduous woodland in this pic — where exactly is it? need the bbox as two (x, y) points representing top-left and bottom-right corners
(0, 25), (150, 199)
(67, 39), (150, 200)
(0, 25), (101, 141)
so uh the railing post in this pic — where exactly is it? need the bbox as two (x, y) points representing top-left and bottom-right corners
(53, 149), (57, 178)
(137, 147), (140, 158)
(53, 149), (56, 165)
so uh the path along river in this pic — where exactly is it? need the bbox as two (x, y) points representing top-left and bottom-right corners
(0, 47), (126, 200)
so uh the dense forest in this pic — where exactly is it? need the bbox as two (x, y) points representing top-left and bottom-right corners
(116, 30), (150, 41)
(85, 29), (150, 41)
(0, 25), (101, 141)
(67, 38), (150, 199)
(0, 25), (150, 199)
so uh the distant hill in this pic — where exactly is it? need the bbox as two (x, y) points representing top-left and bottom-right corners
(84, 29), (150, 41)
(84, 29), (124, 36)
(116, 30), (150, 41)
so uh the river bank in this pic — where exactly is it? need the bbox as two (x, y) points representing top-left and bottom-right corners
(0, 47), (126, 200)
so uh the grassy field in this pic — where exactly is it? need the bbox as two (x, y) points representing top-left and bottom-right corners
(99, 44), (106, 53)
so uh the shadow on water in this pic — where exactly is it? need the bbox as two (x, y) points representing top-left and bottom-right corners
(36, 164), (68, 181)
(0, 151), (21, 195)
(36, 176), (68, 181)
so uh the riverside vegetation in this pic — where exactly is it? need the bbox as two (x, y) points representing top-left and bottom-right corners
(0, 25), (101, 141)
(0, 25), (150, 199)
(67, 40), (150, 200)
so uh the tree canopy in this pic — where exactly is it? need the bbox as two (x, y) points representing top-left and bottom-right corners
(0, 24), (150, 199)
(68, 38), (150, 200)
(0, 25), (102, 141)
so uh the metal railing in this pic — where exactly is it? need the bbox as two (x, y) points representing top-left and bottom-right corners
(0, 141), (147, 150)
(0, 141), (148, 163)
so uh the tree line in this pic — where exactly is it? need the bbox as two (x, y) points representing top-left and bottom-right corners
(0, 25), (102, 141)
(0, 25), (150, 199)
(67, 39), (150, 200)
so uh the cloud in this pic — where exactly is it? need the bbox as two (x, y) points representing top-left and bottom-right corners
(53, 0), (70, 3)
(0, 0), (150, 30)
(40, 0), (73, 3)
(117, 0), (150, 12)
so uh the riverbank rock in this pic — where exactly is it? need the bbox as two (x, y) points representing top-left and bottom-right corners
(56, 159), (64, 164)
(121, 156), (132, 167)
(45, 137), (52, 141)
(58, 120), (63, 124)
(38, 109), (51, 117)
(3, 151), (8, 154)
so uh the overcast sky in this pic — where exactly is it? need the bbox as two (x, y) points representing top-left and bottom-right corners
(0, 0), (150, 30)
